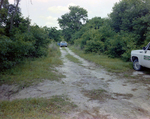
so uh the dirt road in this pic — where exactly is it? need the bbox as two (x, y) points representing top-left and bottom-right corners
(9, 47), (150, 118)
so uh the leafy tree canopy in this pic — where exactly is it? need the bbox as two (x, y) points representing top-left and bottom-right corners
(43, 27), (61, 42)
(109, 0), (150, 45)
(58, 6), (88, 42)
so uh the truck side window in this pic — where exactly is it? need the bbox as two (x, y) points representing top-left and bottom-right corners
(146, 43), (150, 50)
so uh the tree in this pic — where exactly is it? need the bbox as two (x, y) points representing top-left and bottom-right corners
(109, 0), (150, 45)
(43, 27), (61, 42)
(0, 0), (4, 10)
(0, 0), (9, 25)
(58, 6), (88, 42)
(9, 0), (21, 32)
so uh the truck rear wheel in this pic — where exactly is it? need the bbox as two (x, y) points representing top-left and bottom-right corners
(133, 59), (142, 71)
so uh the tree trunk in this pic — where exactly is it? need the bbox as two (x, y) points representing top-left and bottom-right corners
(0, 0), (4, 11)
(9, 0), (20, 32)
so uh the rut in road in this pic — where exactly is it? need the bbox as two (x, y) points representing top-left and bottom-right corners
(11, 47), (150, 119)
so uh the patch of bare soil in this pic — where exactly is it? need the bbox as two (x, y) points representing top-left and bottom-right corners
(1, 47), (150, 119)
(82, 89), (113, 102)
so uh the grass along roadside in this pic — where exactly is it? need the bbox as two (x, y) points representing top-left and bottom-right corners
(0, 95), (77, 119)
(61, 47), (81, 64)
(0, 42), (64, 89)
(70, 46), (132, 73)
(66, 54), (81, 64)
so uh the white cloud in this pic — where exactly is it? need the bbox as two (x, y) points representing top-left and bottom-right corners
(33, 0), (49, 2)
(48, 3), (77, 14)
(67, 3), (77, 7)
(39, 15), (57, 22)
(9, 0), (14, 4)
(39, 16), (59, 28)
(47, 16), (57, 21)
(45, 21), (59, 28)
(48, 6), (68, 14)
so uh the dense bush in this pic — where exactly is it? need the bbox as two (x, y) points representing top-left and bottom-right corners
(0, 35), (32, 70)
(72, 0), (150, 61)
(0, 1), (51, 71)
(0, 25), (51, 71)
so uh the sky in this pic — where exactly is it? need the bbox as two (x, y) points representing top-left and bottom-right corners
(9, 0), (120, 29)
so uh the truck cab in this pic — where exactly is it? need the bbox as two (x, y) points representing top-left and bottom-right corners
(131, 42), (150, 71)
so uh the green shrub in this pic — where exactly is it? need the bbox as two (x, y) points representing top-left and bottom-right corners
(0, 35), (34, 70)
(85, 40), (104, 53)
(121, 32), (136, 61)
(107, 35), (125, 58)
(30, 25), (50, 57)
(0, 25), (51, 71)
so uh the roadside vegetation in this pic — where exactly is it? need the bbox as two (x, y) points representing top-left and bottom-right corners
(66, 53), (81, 64)
(0, 0), (63, 87)
(61, 47), (81, 64)
(1, 0), (149, 77)
(58, 0), (150, 62)
(71, 47), (132, 73)
(0, 0), (62, 72)
(0, 42), (64, 88)
(66, 54), (81, 64)
(0, 95), (77, 119)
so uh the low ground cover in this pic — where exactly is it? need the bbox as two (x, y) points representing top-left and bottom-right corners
(71, 46), (132, 73)
(0, 95), (77, 119)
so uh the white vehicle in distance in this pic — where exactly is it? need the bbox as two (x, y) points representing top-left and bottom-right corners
(131, 42), (150, 71)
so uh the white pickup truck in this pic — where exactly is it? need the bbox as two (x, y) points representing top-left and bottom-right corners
(131, 42), (150, 71)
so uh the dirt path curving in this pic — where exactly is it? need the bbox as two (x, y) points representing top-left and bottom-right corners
(4, 47), (150, 119)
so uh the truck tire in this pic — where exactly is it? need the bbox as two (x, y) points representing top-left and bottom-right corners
(133, 59), (142, 71)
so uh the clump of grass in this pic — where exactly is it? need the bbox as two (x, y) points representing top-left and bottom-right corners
(0, 43), (64, 89)
(82, 89), (112, 102)
(0, 95), (77, 119)
(113, 93), (133, 99)
(71, 46), (132, 73)
(66, 54), (81, 64)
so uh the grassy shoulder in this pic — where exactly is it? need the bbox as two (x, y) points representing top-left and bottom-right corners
(61, 47), (81, 64)
(71, 46), (132, 73)
(66, 54), (81, 64)
(0, 43), (64, 88)
(0, 95), (77, 119)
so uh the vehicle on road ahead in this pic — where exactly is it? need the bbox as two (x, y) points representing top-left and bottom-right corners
(131, 42), (150, 71)
(60, 41), (67, 47)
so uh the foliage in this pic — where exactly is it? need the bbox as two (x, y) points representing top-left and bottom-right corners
(66, 54), (81, 64)
(72, 17), (104, 42)
(0, 1), (52, 71)
(0, 42), (64, 88)
(0, 35), (33, 70)
(43, 26), (62, 42)
(58, 6), (88, 42)
(109, 0), (150, 46)
(72, 0), (150, 61)
(30, 25), (50, 57)
(0, 96), (77, 119)
(71, 46), (132, 73)
(74, 17), (106, 49)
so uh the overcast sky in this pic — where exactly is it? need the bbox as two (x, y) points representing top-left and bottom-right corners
(9, 0), (120, 29)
